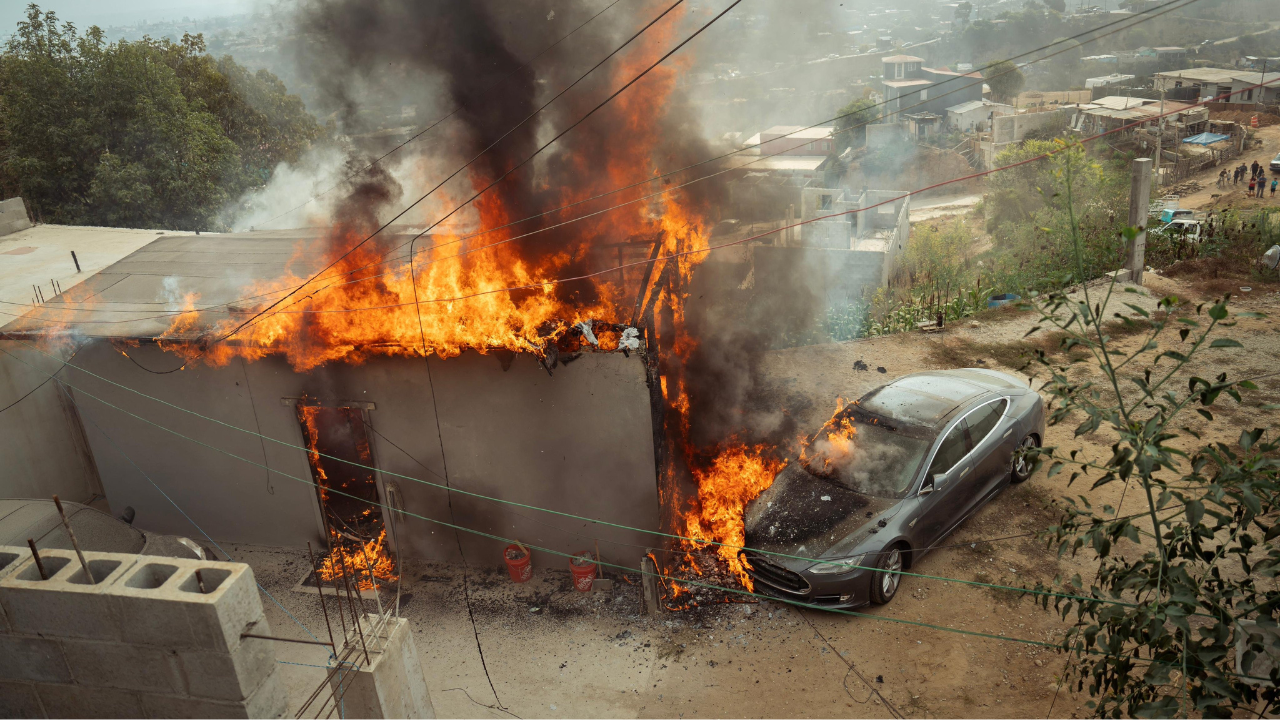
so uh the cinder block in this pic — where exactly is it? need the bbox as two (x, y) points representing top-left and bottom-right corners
(110, 560), (197, 649)
(0, 545), (33, 635)
(61, 639), (182, 694)
(0, 545), (32, 581)
(0, 681), (45, 718)
(0, 549), (136, 641)
(34, 682), (144, 719)
(114, 559), (265, 653)
(138, 669), (285, 720)
(177, 621), (276, 701)
(173, 563), (267, 654)
(0, 634), (71, 683)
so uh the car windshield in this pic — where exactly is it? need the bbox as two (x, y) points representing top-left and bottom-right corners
(798, 407), (936, 498)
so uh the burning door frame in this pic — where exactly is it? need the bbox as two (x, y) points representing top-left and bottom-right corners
(289, 396), (400, 590)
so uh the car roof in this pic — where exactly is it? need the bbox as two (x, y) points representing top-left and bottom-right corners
(860, 371), (996, 427)
(0, 499), (145, 553)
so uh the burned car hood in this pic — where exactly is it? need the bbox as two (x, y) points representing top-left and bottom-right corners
(743, 462), (900, 563)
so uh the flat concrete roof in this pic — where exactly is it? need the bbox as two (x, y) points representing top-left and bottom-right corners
(0, 224), (188, 328)
(0, 228), (385, 341)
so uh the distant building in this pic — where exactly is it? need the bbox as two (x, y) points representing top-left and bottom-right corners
(1085, 73), (1136, 89)
(1153, 68), (1280, 104)
(1081, 54), (1119, 64)
(752, 126), (836, 156)
(945, 100), (1015, 132)
(879, 55), (984, 122)
(1069, 96), (1209, 136)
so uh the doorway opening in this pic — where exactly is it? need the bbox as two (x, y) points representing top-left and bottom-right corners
(297, 403), (397, 590)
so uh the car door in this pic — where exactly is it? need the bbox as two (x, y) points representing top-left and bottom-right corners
(963, 398), (1014, 506)
(911, 419), (973, 548)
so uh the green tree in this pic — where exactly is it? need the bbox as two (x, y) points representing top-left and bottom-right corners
(984, 59), (1026, 103)
(1023, 149), (1280, 716)
(832, 98), (879, 152)
(955, 1), (973, 25)
(0, 4), (323, 231)
(1044, 0), (1067, 12)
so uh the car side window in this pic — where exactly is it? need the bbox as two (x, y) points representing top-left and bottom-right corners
(964, 399), (1008, 447)
(927, 423), (969, 478)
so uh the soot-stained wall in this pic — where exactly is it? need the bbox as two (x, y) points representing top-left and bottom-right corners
(68, 343), (660, 567)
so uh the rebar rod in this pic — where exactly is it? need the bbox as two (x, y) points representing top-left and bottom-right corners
(307, 542), (337, 653)
(26, 539), (47, 580)
(51, 495), (92, 584)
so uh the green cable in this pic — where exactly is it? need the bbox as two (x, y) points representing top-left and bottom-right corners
(0, 342), (1175, 612)
(11, 347), (1265, 682)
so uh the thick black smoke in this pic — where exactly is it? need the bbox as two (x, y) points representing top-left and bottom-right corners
(291, 0), (818, 462)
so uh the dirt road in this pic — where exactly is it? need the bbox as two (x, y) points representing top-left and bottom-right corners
(1172, 124), (1280, 212)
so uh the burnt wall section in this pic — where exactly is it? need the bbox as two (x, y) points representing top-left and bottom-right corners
(67, 343), (659, 566)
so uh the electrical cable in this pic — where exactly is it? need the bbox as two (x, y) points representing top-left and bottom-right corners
(214, 0), (698, 348)
(2, 341), (1210, 613)
(251, 0), (631, 231)
(28, 360), (1276, 685)
(0, 343), (79, 413)
(229, 0), (1210, 327)
(0, 0), (1210, 330)
(800, 610), (903, 718)
(55, 379), (327, 648)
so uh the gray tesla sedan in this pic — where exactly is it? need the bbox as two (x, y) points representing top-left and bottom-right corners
(741, 368), (1044, 609)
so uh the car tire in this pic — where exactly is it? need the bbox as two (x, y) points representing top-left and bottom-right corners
(1010, 434), (1039, 483)
(869, 545), (904, 605)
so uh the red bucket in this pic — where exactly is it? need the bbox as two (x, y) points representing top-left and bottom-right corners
(569, 552), (596, 592)
(504, 544), (532, 583)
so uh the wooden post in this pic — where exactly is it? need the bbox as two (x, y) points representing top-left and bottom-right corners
(1125, 158), (1152, 285)
(641, 553), (661, 617)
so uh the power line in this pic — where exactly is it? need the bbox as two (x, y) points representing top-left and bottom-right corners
(1, 339), (1195, 612)
(251, 0), (632, 231)
(0, 0), (1204, 330)
(26, 361), (1270, 684)
(214, 0), (699, 348)
(55, 379), (326, 647)
(240, 0), (1207, 320)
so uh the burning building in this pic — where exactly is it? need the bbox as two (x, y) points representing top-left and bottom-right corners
(0, 0), (877, 595)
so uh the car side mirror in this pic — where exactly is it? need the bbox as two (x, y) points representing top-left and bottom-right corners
(933, 473), (948, 490)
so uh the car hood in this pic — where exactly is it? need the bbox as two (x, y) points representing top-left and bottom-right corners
(743, 462), (901, 563)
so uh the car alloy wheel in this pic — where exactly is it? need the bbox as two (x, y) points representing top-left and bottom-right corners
(1012, 435), (1038, 483)
(871, 547), (902, 604)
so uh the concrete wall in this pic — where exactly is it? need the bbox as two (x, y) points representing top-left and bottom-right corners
(0, 198), (31, 237)
(0, 546), (285, 718)
(0, 341), (102, 503)
(63, 343), (659, 568)
(752, 245), (890, 307)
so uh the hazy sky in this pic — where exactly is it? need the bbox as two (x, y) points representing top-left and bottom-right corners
(0, 0), (261, 33)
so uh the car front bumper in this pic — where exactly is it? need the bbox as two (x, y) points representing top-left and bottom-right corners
(742, 552), (876, 611)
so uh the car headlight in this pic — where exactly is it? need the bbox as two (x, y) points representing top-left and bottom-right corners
(808, 553), (867, 575)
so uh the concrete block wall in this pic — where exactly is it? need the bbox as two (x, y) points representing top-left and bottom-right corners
(0, 547), (287, 719)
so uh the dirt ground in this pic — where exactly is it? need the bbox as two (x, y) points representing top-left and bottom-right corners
(229, 266), (1279, 719)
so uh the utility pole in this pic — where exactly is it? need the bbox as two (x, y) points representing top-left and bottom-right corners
(1152, 84), (1165, 188)
(1125, 158), (1152, 285)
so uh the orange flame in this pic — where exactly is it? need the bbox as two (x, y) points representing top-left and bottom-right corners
(318, 529), (398, 592)
(681, 444), (784, 592)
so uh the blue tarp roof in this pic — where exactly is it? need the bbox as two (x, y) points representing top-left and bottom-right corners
(1182, 132), (1231, 145)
